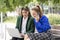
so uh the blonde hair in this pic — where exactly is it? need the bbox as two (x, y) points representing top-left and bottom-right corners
(32, 5), (43, 18)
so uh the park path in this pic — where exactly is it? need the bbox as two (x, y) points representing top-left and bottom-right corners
(0, 23), (16, 40)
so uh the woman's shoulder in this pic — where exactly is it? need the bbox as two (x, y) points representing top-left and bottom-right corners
(16, 16), (22, 21)
(42, 15), (48, 18)
(17, 16), (22, 19)
(40, 15), (48, 22)
(41, 15), (48, 19)
(29, 16), (34, 20)
(28, 16), (34, 21)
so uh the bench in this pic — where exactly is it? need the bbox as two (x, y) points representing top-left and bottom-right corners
(51, 25), (60, 40)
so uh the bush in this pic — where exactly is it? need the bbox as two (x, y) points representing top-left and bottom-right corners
(4, 14), (60, 25)
(45, 14), (60, 25)
(4, 16), (17, 23)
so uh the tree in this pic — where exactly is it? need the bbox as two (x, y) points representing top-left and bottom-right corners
(0, 0), (32, 12)
(0, 0), (7, 13)
(51, 0), (60, 6)
(37, 0), (48, 5)
(36, 0), (48, 10)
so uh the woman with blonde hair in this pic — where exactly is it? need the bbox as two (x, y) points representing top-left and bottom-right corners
(24, 5), (54, 40)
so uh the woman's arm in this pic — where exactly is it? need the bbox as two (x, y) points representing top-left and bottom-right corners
(35, 17), (51, 32)
(24, 34), (30, 40)
(16, 16), (20, 29)
(27, 18), (35, 33)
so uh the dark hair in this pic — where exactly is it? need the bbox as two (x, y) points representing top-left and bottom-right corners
(32, 5), (43, 18)
(21, 6), (31, 17)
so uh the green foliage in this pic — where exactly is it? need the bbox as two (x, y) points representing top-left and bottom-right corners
(0, 0), (32, 12)
(0, 0), (60, 12)
(0, 0), (6, 12)
(4, 0), (16, 11)
(46, 14), (60, 25)
(50, 0), (60, 6)
(52, 0), (60, 4)
(3, 16), (17, 23)
(37, 0), (48, 5)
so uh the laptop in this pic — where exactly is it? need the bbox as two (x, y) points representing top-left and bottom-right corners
(7, 28), (24, 38)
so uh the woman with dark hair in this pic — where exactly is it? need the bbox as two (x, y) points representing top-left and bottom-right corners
(24, 5), (54, 40)
(12, 6), (35, 40)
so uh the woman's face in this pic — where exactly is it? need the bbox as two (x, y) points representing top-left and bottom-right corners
(31, 10), (38, 18)
(22, 10), (29, 18)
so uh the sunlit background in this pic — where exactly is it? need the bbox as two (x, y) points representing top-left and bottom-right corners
(0, 0), (60, 40)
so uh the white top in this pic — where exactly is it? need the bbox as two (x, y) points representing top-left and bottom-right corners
(21, 17), (28, 34)
(35, 27), (38, 33)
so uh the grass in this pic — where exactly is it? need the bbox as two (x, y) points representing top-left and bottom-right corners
(3, 16), (17, 24)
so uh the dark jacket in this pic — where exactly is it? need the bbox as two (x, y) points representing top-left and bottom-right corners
(16, 16), (35, 33)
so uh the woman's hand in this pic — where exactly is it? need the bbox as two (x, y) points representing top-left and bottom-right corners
(24, 34), (30, 40)
(20, 33), (24, 37)
(34, 16), (40, 22)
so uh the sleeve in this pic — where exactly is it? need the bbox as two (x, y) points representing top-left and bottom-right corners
(27, 18), (35, 33)
(35, 17), (51, 32)
(16, 16), (20, 29)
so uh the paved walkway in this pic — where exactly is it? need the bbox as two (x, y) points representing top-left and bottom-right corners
(0, 23), (16, 40)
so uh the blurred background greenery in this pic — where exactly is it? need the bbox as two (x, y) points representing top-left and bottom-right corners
(0, 0), (60, 25)
(0, 0), (60, 12)
(46, 14), (60, 25)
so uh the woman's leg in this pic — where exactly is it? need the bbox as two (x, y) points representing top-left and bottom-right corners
(27, 33), (53, 40)
(24, 34), (30, 40)
(12, 37), (24, 40)
(17, 38), (24, 40)
(46, 30), (55, 40)
(12, 37), (18, 40)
